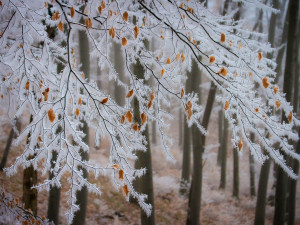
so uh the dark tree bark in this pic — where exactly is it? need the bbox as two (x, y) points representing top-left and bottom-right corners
(179, 69), (192, 196)
(0, 120), (21, 171)
(186, 76), (216, 225)
(287, 17), (300, 225)
(274, 0), (299, 224)
(72, 17), (90, 225)
(249, 133), (256, 197)
(179, 108), (183, 147)
(254, 157), (271, 225)
(219, 117), (228, 190)
(132, 58), (155, 225)
(113, 42), (125, 106)
(47, 62), (64, 225)
(217, 108), (223, 166)
(232, 147), (239, 199)
(23, 115), (37, 215)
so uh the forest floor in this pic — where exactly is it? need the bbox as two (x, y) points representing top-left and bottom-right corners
(0, 106), (300, 225)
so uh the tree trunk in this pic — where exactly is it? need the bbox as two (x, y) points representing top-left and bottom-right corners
(179, 108), (183, 147)
(113, 42), (125, 106)
(219, 117), (228, 190)
(23, 115), (37, 215)
(249, 133), (256, 197)
(274, 0), (299, 224)
(254, 157), (271, 225)
(0, 120), (21, 171)
(186, 79), (216, 225)
(287, 18), (300, 225)
(72, 17), (90, 225)
(180, 67), (192, 196)
(232, 147), (239, 199)
(132, 57), (155, 225)
(217, 108), (223, 166)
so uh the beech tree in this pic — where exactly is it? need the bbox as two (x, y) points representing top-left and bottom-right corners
(0, 0), (300, 224)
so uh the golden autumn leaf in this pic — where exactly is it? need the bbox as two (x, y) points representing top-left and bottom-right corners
(123, 185), (129, 197)
(85, 18), (92, 29)
(112, 164), (119, 169)
(122, 37), (127, 46)
(58, 21), (63, 32)
(218, 67), (227, 76)
(186, 101), (192, 110)
(238, 43), (242, 49)
(176, 53), (180, 61)
(109, 27), (115, 38)
(187, 108), (193, 120)
(123, 11), (128, 22)
(98, 6), (102, 15)
(209, 56), (215, 64)
(166, 58), (171, 64)
(141, 112), (147, 126)
(126, 89), (134, 98)
(220, 33), (225, 43)
(161, 35), (164, 40)
(125, 111), (133, 122)
(75, 108), (80, 116)
(181, 88), (184, 98)
(254, 108), (259, 112)
(150, 91), (155, 101)
(273, 86), (278, 94)
(109, 10), (113, 18)
(288, 111), (292, 123)
(48, 108), (56, 122)
(119, 170), (124, 180)
(181, 53), (185, 62)
(25, 81), (30, 90)
(249, 72), (252, 77)
(160, 69), (165, 77)
(262, 77), (269, 88)
(132, 123), (139, 131)
(78, 97), (82, 105)
(147, 99), (153, 109)
(238, 140), (243, 151)
(101, 97), (109, 104)
(121, 115), (125, 124)
(133, 25), (139, 39)
(101, 0), (105, 9)
(0, 94), (3, 100)
(258, 52), (262, 60)
(275, 100), (281, 109)
(224, 101), (229, 110)
(52, 12), (60, 21)
(70, 7), (75, 18)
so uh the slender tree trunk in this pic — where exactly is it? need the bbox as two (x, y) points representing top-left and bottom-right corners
(186, 80), (216, 225)
(232, 147), (239, 199)
(254, 157), (271, 225)
(0, 120), (21, 171)
(179, 108), (183, 147)
(152, 118), (157, 145)
(47, 61), (64, 225)
(180, 69), (192, 196)
(23, 115), (37, 215)
(249, 133), (256, 197)
(132, 58), (155, 225)
(287, 18), (300, 225)
(217, 108), (223, 166)
(274, 1), (299, 224)
(72, 18), (90, 225)
(219, 117), (228, 189)
(113, 42), (125, 106)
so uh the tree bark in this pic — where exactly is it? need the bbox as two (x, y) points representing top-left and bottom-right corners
(219, 117), (228, 190)
(179, 67), (192, 196)
(72, 17), (90, 225)
(274, 0), (299, 224)
(186, 79), (216, 225)
(249, 133), (256, 197)
(232, 147), (239, 199)
(217, 108), (223, 166)
(23, 115), (37, 215)
(254, 157), (271, 225)
(0, 120), (21, 171)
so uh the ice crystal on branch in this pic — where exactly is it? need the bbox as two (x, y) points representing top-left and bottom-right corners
(0, 0), (299, 223)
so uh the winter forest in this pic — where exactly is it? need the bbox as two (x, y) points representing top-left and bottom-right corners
(0, 0), (299, 224)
